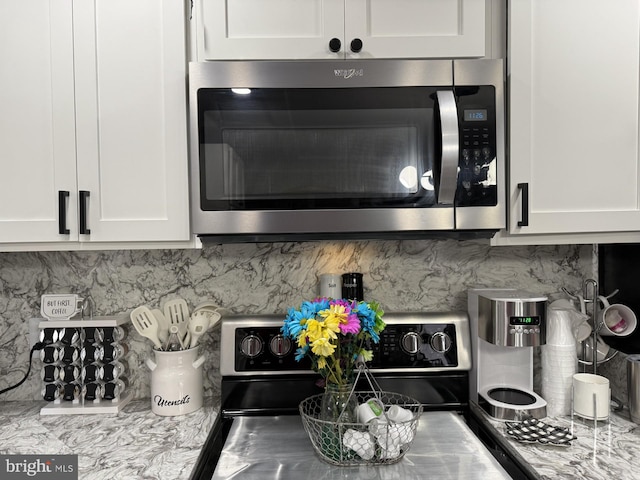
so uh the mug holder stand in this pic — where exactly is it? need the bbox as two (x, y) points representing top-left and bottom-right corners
(562, 279), (620, 376)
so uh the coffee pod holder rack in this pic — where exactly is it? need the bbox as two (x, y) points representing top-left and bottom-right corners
(37, 315), (133, 415)
(562, 279), (618, 375)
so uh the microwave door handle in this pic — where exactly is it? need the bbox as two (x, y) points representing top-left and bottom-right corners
(436, 90), (459, 205)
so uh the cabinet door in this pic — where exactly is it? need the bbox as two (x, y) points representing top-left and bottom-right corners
(0, 1), (78, 243)
(73, 0), (190, 242)
(509, 0), (640, 235)
(196, 0), (345, 60)
(345, 0), (486, 58)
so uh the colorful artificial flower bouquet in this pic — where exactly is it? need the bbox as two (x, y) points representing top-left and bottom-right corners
(281, 298), (385, 386)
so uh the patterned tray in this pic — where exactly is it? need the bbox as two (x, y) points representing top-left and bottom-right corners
(505, 418), (577, 446)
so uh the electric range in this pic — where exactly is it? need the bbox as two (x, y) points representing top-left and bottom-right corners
(189, 312), (528, 480)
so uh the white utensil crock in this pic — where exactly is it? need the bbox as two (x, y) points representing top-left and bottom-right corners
(146, 347), (205, 416)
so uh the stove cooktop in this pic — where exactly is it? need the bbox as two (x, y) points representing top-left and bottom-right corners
(190, 313), (534, 480)
(208, 413), (512, 480)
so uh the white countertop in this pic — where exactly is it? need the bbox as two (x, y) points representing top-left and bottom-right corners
(472, 402), (640, 480)
(0, 399), (217, 480)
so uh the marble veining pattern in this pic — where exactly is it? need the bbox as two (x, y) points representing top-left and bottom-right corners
(599, 352), (629, 406)
(475, 403), (640, 480)
(0, 399), (216, 480)
(0, 240), (593, 401)
(500, 412), (640, 480)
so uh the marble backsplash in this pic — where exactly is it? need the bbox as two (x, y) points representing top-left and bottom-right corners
(0, 239), (594, 403)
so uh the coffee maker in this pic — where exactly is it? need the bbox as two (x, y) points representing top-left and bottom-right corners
(468, 288), (548, 420)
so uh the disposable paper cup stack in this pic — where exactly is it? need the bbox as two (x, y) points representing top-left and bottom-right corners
(541, 308), (578, 416)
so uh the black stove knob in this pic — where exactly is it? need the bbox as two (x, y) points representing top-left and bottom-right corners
(401, 332), (421, 355)
(430, 332), (452, 353)
(269, 334), (291, 357)
(240, 335), (263, 358)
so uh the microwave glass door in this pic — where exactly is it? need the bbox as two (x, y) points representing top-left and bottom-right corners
(197, 87), (445, 211)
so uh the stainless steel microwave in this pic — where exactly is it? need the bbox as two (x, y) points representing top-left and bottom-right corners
(188, 59), (505, 242)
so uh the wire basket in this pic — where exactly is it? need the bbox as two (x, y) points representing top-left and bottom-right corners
(299, 365), (422, 466)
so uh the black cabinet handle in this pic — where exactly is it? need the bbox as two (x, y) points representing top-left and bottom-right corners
(350, 38), (363, 53)
(329, 37), (342, 53)
(58, 190), (70, 235)
(517, 183), (529, 227)
(79, 190), (91, 234)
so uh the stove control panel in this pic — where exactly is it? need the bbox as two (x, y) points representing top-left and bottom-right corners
(220, 312), (472, 376)
(368, 324), (459, 369)
(234, 327), (312, 372)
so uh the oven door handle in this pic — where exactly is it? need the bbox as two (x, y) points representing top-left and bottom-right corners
(436, 90), (459, 205)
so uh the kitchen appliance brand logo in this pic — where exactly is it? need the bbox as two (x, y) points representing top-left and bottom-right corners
(154, 394), (190, 407)
(334, 68), (364, 79)
(1, 455), (77, 479)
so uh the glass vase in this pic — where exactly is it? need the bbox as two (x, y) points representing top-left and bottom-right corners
(319, 382), (358, 462)
(321, 382), (358, 424)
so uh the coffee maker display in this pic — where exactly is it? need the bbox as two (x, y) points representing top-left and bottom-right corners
(468, 288), (548, 421)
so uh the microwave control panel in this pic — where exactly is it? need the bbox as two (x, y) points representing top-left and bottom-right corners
(455, 85), (498, 207)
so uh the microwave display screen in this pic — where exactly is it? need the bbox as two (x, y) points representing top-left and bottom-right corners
(463, 109), (487, 122)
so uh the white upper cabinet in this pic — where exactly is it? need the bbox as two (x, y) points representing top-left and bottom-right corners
(73, 0), (189, 243)
(194, 0), (486, 60)
(344, 0), (486, 59)
(194, 0), (344, 60)
(0, 0), (190, 246)
(506, 0), (640, 238)
(0, 2), (78, 243)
